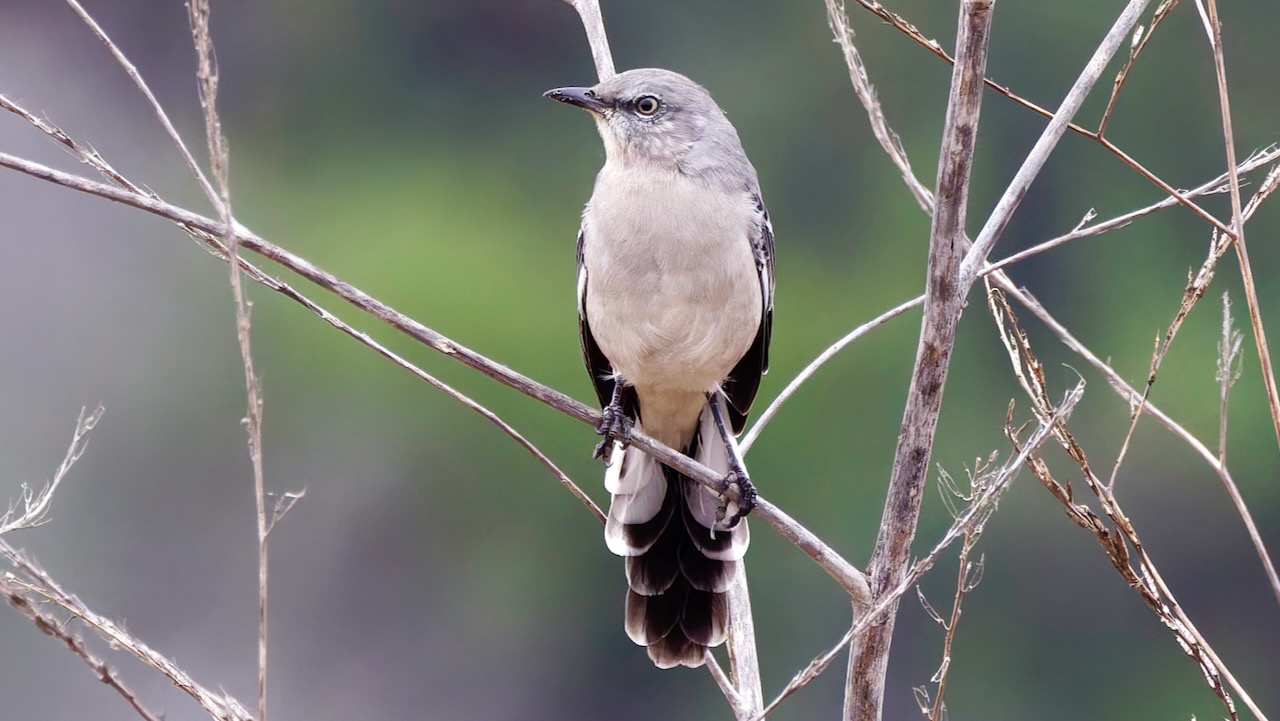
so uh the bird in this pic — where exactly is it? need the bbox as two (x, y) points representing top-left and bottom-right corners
(545, 68), (775, 669)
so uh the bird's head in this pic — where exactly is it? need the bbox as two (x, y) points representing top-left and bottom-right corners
(545, 68), (745, 176)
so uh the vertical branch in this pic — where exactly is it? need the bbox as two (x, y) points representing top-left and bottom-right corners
(562, 0), (616, 81)
(1200, 0), (1280, 455)
(844, 3), (994, 720)
(188, 2), (267, 720)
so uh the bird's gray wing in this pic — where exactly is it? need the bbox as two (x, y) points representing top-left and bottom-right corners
(722, 193), (775, 434)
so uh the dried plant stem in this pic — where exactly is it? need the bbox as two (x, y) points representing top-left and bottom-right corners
(63, 0), (221, 211)
(2, 578), (163, 721)
(0, 406), (103, 535)
(990, 291), (1265, 721)
(758, 383), (1079, 721)
(845, 4), (993, 720)
(1200, 0), (1280, 456)
(1, 544), (255, 721)
(825, 0), (933, 214)
(1097, 0), (1179, 136)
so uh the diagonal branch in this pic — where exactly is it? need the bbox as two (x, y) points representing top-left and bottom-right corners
(958, 0), (1154, 286)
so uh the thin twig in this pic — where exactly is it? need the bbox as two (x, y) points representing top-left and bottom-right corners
(757, 383), (1080, 721)
(959, 0), (1154, 286)
(1199, 0), (1280, 456)
(825, 0), (933, 214)
(741, 296), (922, 453)
(184, 3), (267, 718)
(2, 577), (164, 721)
(846, 4), (994, 719)
(1097, 0), (1180, 136)
(63, 0), (221, 212)
(1, 544), (255, 721)
(1, 406), (104, 535)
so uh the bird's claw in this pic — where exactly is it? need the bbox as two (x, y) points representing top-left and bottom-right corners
(715, 470), (758, 529)
(593, 402), (632, 461)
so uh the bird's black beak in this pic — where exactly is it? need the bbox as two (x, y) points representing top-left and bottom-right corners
(544, 86), (611, 115)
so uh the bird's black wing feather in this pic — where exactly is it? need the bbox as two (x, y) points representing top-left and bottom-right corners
(577, 227), (615, 409)
(722, 193), (775, 434)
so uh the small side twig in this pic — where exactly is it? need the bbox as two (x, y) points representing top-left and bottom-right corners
(0, 405), (104, 535)
(1097, 0), (1180, 136)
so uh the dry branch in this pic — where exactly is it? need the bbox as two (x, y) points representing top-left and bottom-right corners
(845, 3), (993, 719)
(989, 289), (1267, 721)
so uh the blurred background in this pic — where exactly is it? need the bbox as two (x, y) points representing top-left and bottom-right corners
(2, 0), (1278, 719)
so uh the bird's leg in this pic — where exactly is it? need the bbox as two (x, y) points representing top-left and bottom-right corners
(707, 391), (757, 528)
(594, 381), (633, 462)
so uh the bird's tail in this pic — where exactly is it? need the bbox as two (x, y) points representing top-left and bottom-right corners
(603, 397), (750, 668)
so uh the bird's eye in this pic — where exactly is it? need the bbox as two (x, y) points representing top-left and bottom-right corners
(634, 95), (661, 116)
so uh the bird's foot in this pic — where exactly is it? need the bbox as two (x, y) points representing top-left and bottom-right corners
(593, 401), (632, 462)
(715, 468), (757, 530)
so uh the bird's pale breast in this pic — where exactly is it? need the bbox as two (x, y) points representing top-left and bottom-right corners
(583, 165), (762, 396)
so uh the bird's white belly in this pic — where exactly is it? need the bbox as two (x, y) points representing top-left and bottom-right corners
(583, 170), (762, 396)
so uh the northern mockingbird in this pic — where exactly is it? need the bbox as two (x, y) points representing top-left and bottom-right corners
(546, 68), (775, 669)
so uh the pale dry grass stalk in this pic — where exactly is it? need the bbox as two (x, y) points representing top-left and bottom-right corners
(755, 382), (1082, 721)
(913, 460), (992, 721)
(1, 544), (256, 721)
(1198, 0), (1280, 457)
(1, 578), (163, 721)
(988, 289), (1266, 721)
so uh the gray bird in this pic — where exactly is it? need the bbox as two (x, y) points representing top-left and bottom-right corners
(545, 68), (775, 669)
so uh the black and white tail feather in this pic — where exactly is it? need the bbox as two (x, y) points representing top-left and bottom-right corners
(603, 395), (750, 668)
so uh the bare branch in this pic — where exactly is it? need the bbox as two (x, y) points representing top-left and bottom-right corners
(1, 545), (255, 721)
(959, 0), (1154, 287)
(741, 295), (921, 453)
(846, 4), (993, 719)
(1199, 0), (1280, 457)
(2, 577), (164, 721)
(560, 0), (615, 81)
(63, 0), (221, 211)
